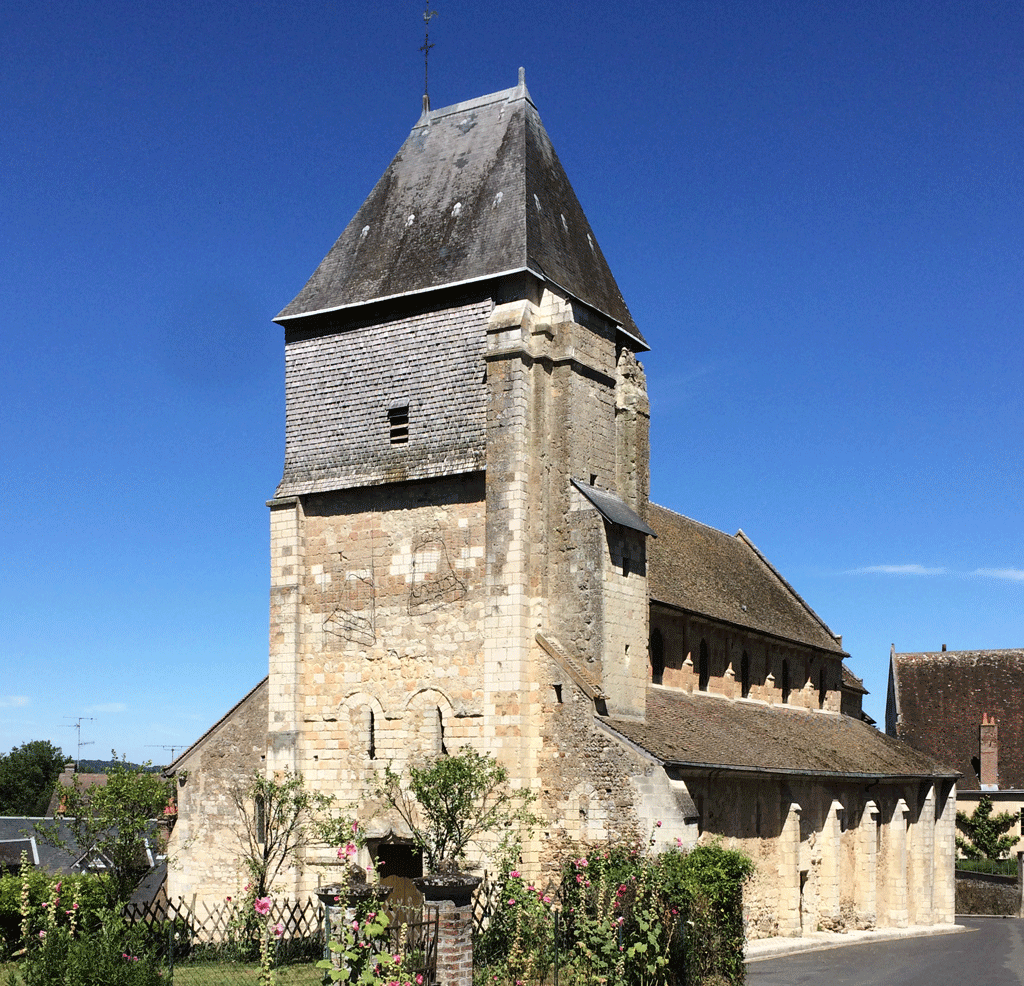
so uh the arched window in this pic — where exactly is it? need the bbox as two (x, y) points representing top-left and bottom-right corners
(698, 640), (710, 692)
(781, 660), (791, 704)
(741, 651), (751, 698)
(650, 628), (665, 685)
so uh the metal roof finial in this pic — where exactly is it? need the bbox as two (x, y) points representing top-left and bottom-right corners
(420, 2), (438, 104)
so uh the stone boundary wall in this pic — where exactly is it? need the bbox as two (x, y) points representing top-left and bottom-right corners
(954, 870), (1021, 915)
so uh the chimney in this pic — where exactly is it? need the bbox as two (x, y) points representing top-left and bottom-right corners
(980, 713), (999, 790)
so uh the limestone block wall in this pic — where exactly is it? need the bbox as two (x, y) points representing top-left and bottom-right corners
(267, 475), (490, 896)
(681, 775), (954, 939)
(650, 607), (842, 712)
(167, 681), (268, 903)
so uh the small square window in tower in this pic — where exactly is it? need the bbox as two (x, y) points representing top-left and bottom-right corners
(388, 404), (409, 445)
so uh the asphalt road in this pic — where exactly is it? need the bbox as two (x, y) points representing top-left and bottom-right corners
(746, 918), (1024, 986)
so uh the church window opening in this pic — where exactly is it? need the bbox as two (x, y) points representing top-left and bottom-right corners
(741, 651), (751, 698)
(388, 405), (409, 444)
(781, 661), (791, 703)
(650, 628), (664, 685)
(437, 706), (448, 755)
(698, 640), (709, 691)
(368, 709), (376, 760)
(818, 670), (827, 709)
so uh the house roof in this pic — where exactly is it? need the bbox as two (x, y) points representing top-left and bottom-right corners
(888, 648), (1024, 791)
(275, 74), (644, 347)
(46, 770), (110, 816)
(604, 687), (955, 779)
(0, 818), (89, 874)
(646, 503), (846, 655)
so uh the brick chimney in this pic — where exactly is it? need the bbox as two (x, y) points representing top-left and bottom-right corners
(980, 712), (999, 790)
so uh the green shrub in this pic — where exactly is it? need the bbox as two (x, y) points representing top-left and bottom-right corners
(478, 836), (753, 986)
(12, 913), (164, 986)
(0, 869), (109, 958)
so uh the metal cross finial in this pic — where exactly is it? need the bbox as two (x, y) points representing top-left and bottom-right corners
(420, 2), (438, 100)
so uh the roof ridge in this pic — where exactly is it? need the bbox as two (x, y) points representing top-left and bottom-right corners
(165, 677), (268, 774)
(735, 530), (846, 655)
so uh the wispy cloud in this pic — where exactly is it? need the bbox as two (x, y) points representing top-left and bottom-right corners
(0, 696), (29, 708)
(849, 564), (948, 576)
(87, 702), (127, 713)
(973, 568), (1024, 582)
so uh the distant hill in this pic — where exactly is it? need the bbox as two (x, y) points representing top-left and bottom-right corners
(75, 759), (164, 774)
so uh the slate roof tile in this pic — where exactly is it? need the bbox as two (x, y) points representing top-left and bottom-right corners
(276, 78), (643, 346)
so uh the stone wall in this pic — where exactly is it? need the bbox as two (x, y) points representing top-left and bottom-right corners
(167, 680), (268, 902)
(650, 605), (842, 712)
(682, 774), (956, 939)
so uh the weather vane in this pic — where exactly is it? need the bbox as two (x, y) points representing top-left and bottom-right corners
(420, 2), (439, 101)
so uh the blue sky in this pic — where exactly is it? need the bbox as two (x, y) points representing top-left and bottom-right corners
(2, 0), (1021, 766)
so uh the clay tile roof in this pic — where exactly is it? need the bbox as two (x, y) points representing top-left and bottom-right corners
(889, 648), (1024, 790)
(842, 664), (868, 694)
(276, 76), (644, 347)
(647, 503), (845, 655)
(604, 687), (954, 778)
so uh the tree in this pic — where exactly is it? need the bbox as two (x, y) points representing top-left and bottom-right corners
(232, 769), (347, 898)
(0, 740), (66, 816)
(956, 795), (1021, 861)
(35, 753), (173, 905)
(374, 747), (536, 873)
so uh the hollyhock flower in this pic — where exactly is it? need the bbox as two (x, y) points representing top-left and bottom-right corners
(254, 897), (272, 916)
(273, 922), (284, 937)
(510, 870), (520, 879)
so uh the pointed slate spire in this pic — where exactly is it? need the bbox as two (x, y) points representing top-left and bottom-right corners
(276, 73), (645, 348)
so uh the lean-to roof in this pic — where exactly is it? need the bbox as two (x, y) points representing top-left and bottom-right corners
(605, 687), (955, 779)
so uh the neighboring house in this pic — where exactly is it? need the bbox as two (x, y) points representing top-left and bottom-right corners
(46, 765), (110, 816)
(168, 75), (956, 938)
(887, 646), (1024, 853)
(0, 817), (158, 879)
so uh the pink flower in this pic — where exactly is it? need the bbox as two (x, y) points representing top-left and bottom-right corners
(254, 897), (272, 916)
(273, 922), (284, 937)
(38, 931), (45, 940)
(510, 870), (520, 879)
(508, 898), (516, 906)
(655, 820), (662, 828)
(352, 920), (360, 931)
(416, 976), (424, 984)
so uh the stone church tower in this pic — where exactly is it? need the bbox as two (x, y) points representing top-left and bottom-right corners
(266, 73), (657, 888)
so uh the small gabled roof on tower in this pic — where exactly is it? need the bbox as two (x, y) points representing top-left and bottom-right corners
(276, 71), (644, 348)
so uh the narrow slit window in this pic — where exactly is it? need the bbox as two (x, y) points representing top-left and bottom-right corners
(388, 405), (409, 445)
(368, 709), (376, 760)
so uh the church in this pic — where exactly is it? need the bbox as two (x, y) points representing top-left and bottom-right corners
(167, 73), (957, 938)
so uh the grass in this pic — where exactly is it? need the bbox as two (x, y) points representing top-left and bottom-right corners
(0, 959), (325, 985)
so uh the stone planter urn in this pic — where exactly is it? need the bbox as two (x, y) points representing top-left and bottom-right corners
(413, 872), (481, 908)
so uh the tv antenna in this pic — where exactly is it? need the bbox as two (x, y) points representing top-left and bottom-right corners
(61, 717), (95, 768)
(146, 744), (186, 764)
(420, 2), (439, 103)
